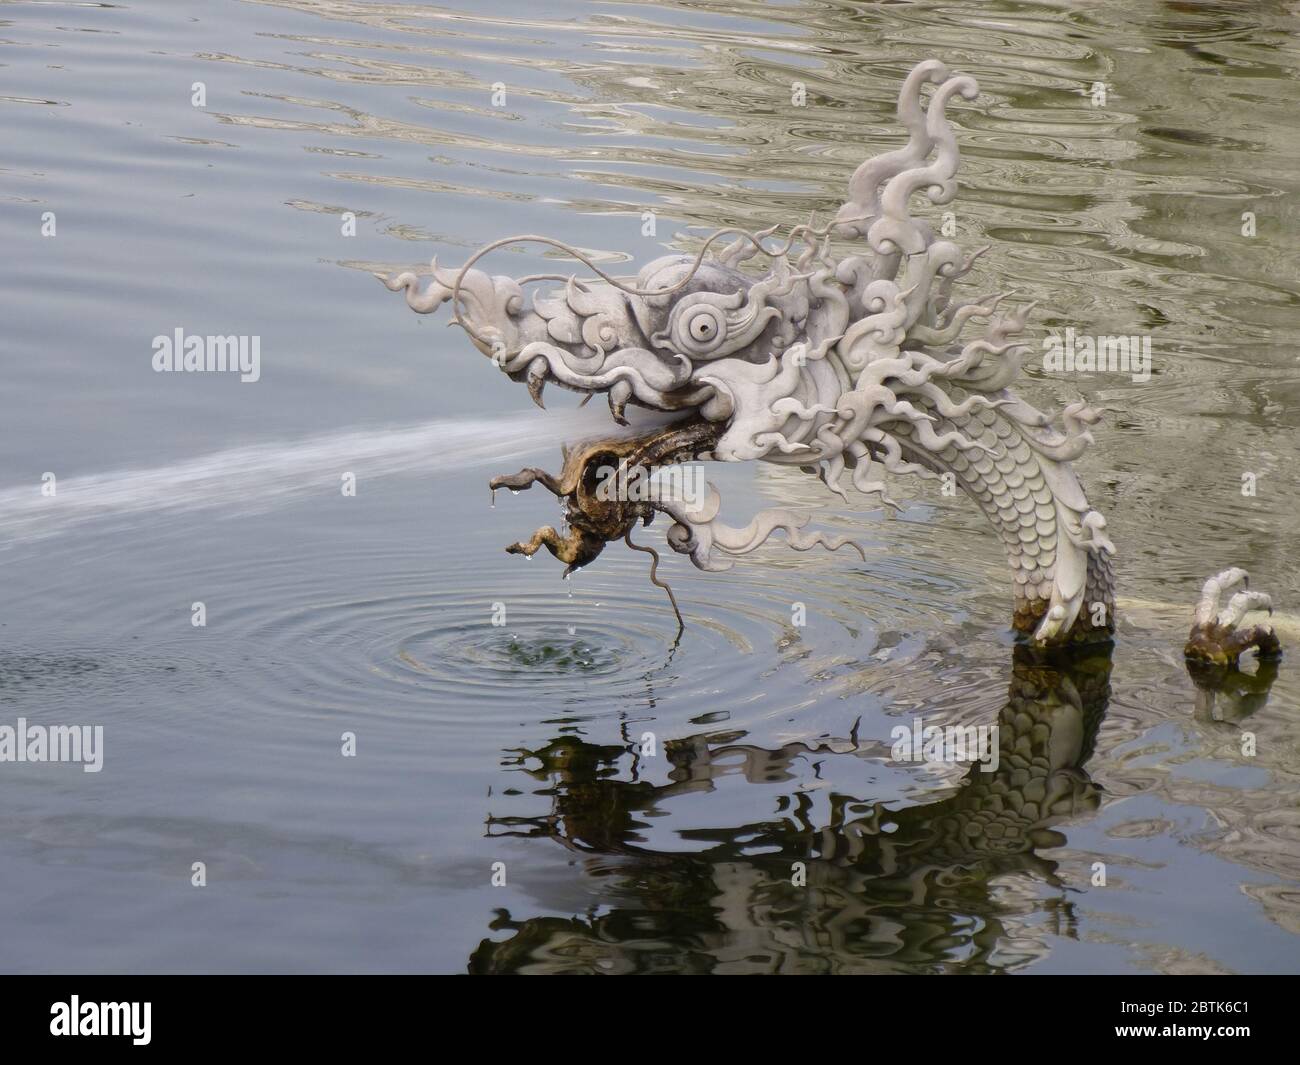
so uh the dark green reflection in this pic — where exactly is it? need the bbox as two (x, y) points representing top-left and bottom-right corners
(472, 643), (1118, 974)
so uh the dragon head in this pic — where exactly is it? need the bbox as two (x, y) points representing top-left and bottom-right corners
(377, 231), (858, 451)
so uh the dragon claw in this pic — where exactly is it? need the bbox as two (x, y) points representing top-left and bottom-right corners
(1185, 568), (1282, 669)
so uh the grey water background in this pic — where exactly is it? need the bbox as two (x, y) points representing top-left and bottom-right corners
(2, 0), (1298, 973)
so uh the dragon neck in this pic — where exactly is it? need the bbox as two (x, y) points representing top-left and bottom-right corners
(886, 387), (1116, 643)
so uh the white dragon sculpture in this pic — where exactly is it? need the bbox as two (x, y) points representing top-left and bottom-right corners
(381, 60), (1278, 667)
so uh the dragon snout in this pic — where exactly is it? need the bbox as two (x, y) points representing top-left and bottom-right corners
(377, 262), (528, 360)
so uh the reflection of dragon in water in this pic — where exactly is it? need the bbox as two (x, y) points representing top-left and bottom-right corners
(381, 60), (1278, 663)
(471, 644), (1111, 973)
(468, 642), (1281, 973)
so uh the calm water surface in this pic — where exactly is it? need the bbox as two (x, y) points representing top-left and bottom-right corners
(2, 0), (1298, 973)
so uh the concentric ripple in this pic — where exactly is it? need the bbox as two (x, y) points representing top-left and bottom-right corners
(212, 548), (897, 732)
(231, 577), (728, 722)
(18, 497), (946, 740)
(2, 462), (983, 747)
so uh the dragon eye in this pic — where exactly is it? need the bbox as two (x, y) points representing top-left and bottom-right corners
(672, 305), (727, 355)
(690, 314), (717, 341)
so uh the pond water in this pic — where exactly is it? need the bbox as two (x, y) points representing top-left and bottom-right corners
(1, 0), (1298, 973)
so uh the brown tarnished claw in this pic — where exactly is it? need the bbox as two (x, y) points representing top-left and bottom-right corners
(1185, 568), (1282, 670)
(490, 417), (721, 625)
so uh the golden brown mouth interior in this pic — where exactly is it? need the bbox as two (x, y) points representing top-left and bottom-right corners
(488, 417), (721, 628)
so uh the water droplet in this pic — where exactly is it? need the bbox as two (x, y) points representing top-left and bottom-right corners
(490, 488), (496, 508)
(567, 625), (576, 635)
(509, 488), (520, 496)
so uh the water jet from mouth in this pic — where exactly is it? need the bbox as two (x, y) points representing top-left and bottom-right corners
(0, 410), (634, 548)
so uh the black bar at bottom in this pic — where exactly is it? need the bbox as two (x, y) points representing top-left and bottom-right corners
(0, 974), (1292, 1050)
